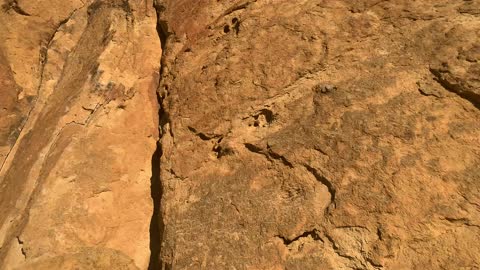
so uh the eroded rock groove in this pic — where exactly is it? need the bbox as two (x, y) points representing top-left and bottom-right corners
(149, 1), (171, 269)
(148, 140), (163, 270)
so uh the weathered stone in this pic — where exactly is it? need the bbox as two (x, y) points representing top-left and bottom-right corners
(1, 0), (479, 269)
(0, 0), (160, 269)
(155, 0), (480, 269)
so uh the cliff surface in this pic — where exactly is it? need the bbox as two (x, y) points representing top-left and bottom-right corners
(0, 0), (479, 269)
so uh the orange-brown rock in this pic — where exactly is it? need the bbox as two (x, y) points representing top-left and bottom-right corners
(0, 0), (160, 269)
(1, 0), (480, 269)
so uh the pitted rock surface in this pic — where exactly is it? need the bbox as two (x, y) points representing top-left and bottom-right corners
(0, 0), (479, 269)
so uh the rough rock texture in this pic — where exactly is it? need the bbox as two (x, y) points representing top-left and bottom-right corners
(1, 0), (480, 269)
(155, 0), (480, 269)
(0, 0), (160, 269)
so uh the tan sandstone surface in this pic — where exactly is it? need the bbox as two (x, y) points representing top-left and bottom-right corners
(1, 0), (480, 269)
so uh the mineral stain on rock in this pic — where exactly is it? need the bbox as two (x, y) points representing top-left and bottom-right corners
(1, 0), (480, 269)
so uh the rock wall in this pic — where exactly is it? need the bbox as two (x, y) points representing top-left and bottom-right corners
(0, 0), (479, 269)
(0, 0), (160, 269)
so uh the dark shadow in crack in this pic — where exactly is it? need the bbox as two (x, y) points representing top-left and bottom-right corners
(149, 2), (173, 269)
(430, 67), (480, 110)
(148, 141), (163, 270)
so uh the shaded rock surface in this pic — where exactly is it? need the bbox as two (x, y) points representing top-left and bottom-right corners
(1, 0), (480, 269)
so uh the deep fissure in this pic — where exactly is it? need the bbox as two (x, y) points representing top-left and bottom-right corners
(148, 139), (163, 270)
(148, 1), (171, 269)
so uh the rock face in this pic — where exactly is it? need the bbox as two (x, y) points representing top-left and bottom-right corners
(1, 0), (480, 269)
(0, 0), (160, 269)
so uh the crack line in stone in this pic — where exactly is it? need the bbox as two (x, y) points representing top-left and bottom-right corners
(148, 1), (172, 269)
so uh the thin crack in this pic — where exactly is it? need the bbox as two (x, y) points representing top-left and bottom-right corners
(187, 126), (222, 141)
(276, 229), (322, 246)
(210, 0), (256, 26)
(323, 233), (356, 261)
(304, 165), (336, 210)
(244, 143), (294, 168)
(223, 0), (256, 16)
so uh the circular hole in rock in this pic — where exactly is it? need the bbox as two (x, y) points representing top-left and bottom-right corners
(223, 25), (230, 33)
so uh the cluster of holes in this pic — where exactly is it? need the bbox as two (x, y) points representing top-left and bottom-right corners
(223, 17), (240, 34)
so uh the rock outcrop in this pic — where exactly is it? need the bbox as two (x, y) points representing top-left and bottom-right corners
(0, 0), (160, 269)
(1, 0), (479, 269)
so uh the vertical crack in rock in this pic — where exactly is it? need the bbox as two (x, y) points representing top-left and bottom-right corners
(149, 1), (171, 269)
(148, 140), (163, 270)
